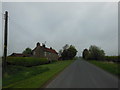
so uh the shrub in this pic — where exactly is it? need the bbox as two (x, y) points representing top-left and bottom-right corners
(105, 56), (119, 62)
(7, 57), (49, 67)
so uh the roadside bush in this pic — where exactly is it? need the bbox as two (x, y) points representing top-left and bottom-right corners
(7, 57), (49, 67)
(105, 56), (119, 62)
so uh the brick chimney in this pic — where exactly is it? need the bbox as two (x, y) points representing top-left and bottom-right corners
(42, 43), (45, 48)
(37, 42), (40, 47)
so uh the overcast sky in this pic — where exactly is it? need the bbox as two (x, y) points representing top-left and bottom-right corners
(0, 2), (118, 56)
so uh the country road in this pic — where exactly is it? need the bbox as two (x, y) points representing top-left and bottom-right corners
(46, 59), (119, 88)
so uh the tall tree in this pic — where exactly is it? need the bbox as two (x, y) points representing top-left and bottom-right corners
(67, 45), (77, 59)
(63, 44), (69, 50)
(22, 47), (32, 54)
(58, 49), (63, 56)
(82, 49), (89, 59)
(89, 45), (105, 60)
(61, 45), (77, 60)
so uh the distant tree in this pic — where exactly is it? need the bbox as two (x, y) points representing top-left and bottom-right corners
(61, 44), (69, 60)
(58, 49), (63, 56)
(61, 45), (77, 60)
(88, 45), (105, 60)
(61, 49), (68, 60)
(22, 47), (32, 54)
(67, 45), (77, 59)
(82, 49), (89, 60)
(63, 44), (69, 50)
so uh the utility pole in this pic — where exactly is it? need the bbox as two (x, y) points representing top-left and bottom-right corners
(3, 11), (8, 73)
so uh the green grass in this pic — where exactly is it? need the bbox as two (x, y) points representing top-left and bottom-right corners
(3, 65), (49, 86)
(3, 60), (74, 88)
(88, 60), (120, 78)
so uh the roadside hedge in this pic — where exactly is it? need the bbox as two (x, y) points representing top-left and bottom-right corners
(105, 56), (120, 62)
(7, 57), (49, 67)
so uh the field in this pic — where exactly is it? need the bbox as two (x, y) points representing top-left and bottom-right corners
(88, 60), (120, 78)
(3, 60), (74, 88)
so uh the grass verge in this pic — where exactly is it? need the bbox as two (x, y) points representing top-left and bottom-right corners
(88, 60), (120, 78)
(3, 60), (74, 88)
(3, 65), (49, 86)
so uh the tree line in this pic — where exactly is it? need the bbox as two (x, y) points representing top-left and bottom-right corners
(22, 44), (78, 60)
(22, 44), (119, 62)
(82, 45), (119, 62)
(82, 45), (105, 60)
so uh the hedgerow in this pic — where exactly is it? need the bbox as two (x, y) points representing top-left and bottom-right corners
(7, 57), (49, 67)
(105, 56), (119, 62)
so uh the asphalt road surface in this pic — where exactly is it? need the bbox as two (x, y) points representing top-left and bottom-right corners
(46, 59), (119, 88)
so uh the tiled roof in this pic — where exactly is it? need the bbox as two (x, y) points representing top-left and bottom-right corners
(32, 46), (58, 54)
(44, 48), (58, 54)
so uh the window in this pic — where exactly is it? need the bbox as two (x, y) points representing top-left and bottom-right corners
(33, 51), (36, 55)
(44, 52), (46, 56)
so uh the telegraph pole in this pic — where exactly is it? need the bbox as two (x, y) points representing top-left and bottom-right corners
(3, 11), (8, 73)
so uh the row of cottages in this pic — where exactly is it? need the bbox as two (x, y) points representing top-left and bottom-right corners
(10, 42), (59, 61)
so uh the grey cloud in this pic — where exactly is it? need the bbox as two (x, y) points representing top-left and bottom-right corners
(1, 2), (118, 56)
